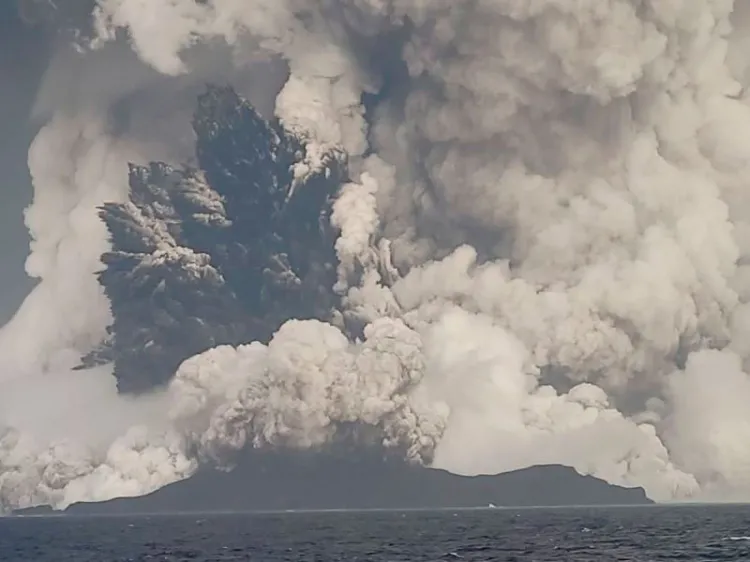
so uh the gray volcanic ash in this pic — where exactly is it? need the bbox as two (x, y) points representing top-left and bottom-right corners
(86, 86), (345, 393)
(4, 1), (750, 511)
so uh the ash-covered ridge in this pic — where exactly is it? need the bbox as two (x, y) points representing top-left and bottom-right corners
(85, 86), (347, 394)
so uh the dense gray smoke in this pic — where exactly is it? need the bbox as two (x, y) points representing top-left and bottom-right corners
(85, 85), (346, 393)
(4, 0), (750, 510)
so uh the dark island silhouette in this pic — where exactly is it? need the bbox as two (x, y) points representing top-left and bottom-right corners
(15, 446), (651, 515)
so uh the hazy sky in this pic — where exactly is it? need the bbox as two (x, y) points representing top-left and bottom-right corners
(0, 9), (50, 323)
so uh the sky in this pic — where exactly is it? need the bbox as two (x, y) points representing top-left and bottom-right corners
(0, 8), (48, 323)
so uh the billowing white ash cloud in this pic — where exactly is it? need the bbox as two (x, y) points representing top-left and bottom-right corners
(169, 316), (443, 465)
(4, 0), (750, 509)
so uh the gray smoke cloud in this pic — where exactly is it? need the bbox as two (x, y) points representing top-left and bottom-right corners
(3, 0), (750, 510)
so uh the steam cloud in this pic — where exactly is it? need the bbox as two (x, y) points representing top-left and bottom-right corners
(3, 0), (750, 510)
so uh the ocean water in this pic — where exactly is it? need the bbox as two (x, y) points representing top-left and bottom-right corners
(2, 505), (750, 561)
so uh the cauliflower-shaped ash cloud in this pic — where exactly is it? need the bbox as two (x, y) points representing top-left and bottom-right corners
(85, 86), (347, 393)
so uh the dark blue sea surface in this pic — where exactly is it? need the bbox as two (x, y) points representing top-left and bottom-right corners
(2, 505), (750, 561)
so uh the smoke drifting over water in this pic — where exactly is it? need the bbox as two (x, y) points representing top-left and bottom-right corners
(3, 0), (750, 509)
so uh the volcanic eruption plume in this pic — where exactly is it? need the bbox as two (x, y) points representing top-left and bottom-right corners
(3, 0), (750, 510)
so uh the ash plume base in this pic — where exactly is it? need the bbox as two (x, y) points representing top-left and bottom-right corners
(3, 0), (750, 511)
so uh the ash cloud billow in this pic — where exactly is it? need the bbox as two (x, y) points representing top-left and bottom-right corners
(3, 0), (750, 510)
(86, 85), (346, 393)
